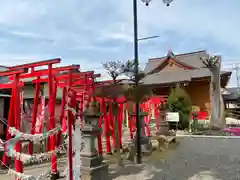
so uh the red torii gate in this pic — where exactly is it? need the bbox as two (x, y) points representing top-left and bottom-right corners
(8, 59), (80, 180)
(32, 70), (100, 180)
(94, 80), (127, 154)
(0, 69), (25, 173)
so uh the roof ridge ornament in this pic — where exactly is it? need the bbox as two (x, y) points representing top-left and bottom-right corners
(167, 50), (174, 57)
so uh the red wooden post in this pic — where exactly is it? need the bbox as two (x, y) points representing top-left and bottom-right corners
(79, 94), (84, 128)
(58, 87), (67, 146)
(67, 70), (74, 180)
(0, 70), (24, 169)
(131, 104), (137, 133)
(84, 74), (90, 110)
(144, 102), (151, 137)
(97, 98), (103, 155)
(48, 64), (58, 179)
(109, 102), (116, 151)
(118, 103), (123, 148)
(28, 76), (40, 155)
(103, 99), (111, 154)
(1, 92), (14, 168)
(155, 103), (160, 130)
(126, 103), (133, 139)
(13, 74), (23, 174)
(50, 77), (58, 148)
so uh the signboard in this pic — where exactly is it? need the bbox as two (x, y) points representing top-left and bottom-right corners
(166, 112), (179, 122)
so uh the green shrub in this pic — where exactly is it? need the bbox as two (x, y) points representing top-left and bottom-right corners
(167, 87), (192, 130)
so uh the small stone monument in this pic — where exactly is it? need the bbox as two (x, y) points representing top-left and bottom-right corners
(80, 101), (109, 180)
(156, 101), (169, 136)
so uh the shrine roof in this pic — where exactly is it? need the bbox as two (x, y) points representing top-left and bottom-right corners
(141, 68), (231, 85)
(144, 50), (208, 74)
(142, 50), (232, 85)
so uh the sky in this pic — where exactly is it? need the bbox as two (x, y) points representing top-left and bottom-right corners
(0, 0), (239, 86)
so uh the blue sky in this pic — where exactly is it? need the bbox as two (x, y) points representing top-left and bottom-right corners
(0, 0), (239, 86)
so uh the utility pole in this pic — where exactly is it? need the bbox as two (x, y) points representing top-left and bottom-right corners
(232, 63), (240, 92)
(224, 61), (240, 91)
(133, 0), (141, 164)
(133, 0), (173, 164)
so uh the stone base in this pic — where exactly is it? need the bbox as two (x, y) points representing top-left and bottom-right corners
(156, 122), (169, 136)
(106, 152), (113, 155)
(81, 162), (109, 180)
(1, 165), (9, 170)
(81, 155), (102, 167)
(133, 137), (152, 155)
(51, 171), (60, 180)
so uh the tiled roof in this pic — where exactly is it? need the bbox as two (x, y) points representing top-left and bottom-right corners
(141, 69), (230, 85)
(144, 50), (209, 74)
(141, 70), (191, 85)
(142, 50), (232, 85)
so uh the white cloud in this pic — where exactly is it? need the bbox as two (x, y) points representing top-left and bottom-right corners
(115, 0), (240, 50)
(0, 0), (239, 84)
(0, 1), (48, 26)
(0, 0), (239, 49)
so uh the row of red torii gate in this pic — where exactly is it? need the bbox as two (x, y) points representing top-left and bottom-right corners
(0, 58), (165, 179)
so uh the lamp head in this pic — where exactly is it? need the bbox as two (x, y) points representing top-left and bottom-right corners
(163, 0), (173, 7)
(141, 0), (151, 6)
(142, 0), (173, 7)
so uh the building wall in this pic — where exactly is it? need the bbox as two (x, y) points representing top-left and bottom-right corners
(186, 80), (210, 111)
(22, 83), (63, 99)
(19, 84), (63, 133)
(153, 86), (170, 96)
(153, 80), (210, 112)
(23, 85), (38, 98)
(43, 83), (62, 99)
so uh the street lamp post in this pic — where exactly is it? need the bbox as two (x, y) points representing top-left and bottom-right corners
(133, 0), (173, 164)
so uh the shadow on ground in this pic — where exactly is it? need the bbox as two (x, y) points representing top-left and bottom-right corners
(108, 162), (146, 180)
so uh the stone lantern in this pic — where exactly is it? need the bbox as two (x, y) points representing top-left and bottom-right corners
(80, 101), (109, 180)
(156, 101), (169, 136)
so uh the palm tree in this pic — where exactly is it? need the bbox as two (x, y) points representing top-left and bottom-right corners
(201, 55), (225, 128)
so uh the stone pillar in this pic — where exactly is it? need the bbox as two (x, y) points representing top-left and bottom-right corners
(80, 102), (109, 180)
(131, 112), (152, 155)
(156, 102), (169, 136)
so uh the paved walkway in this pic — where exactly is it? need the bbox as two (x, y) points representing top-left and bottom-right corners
(1, 137), (240, 180)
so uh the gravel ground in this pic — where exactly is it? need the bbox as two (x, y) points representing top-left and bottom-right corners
(1, 137), (240, 180)
(110, 137), (240, 180)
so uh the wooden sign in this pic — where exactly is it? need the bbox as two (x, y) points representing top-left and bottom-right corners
(166, 112), (179, 122)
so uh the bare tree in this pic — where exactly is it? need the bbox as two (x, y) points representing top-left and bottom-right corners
(122, 60), (152, 102)
(98, 61), (126, 167)
(201, 55), (225, 128)
(95, 60), (152, 166)
(102, 61), (125, 84)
